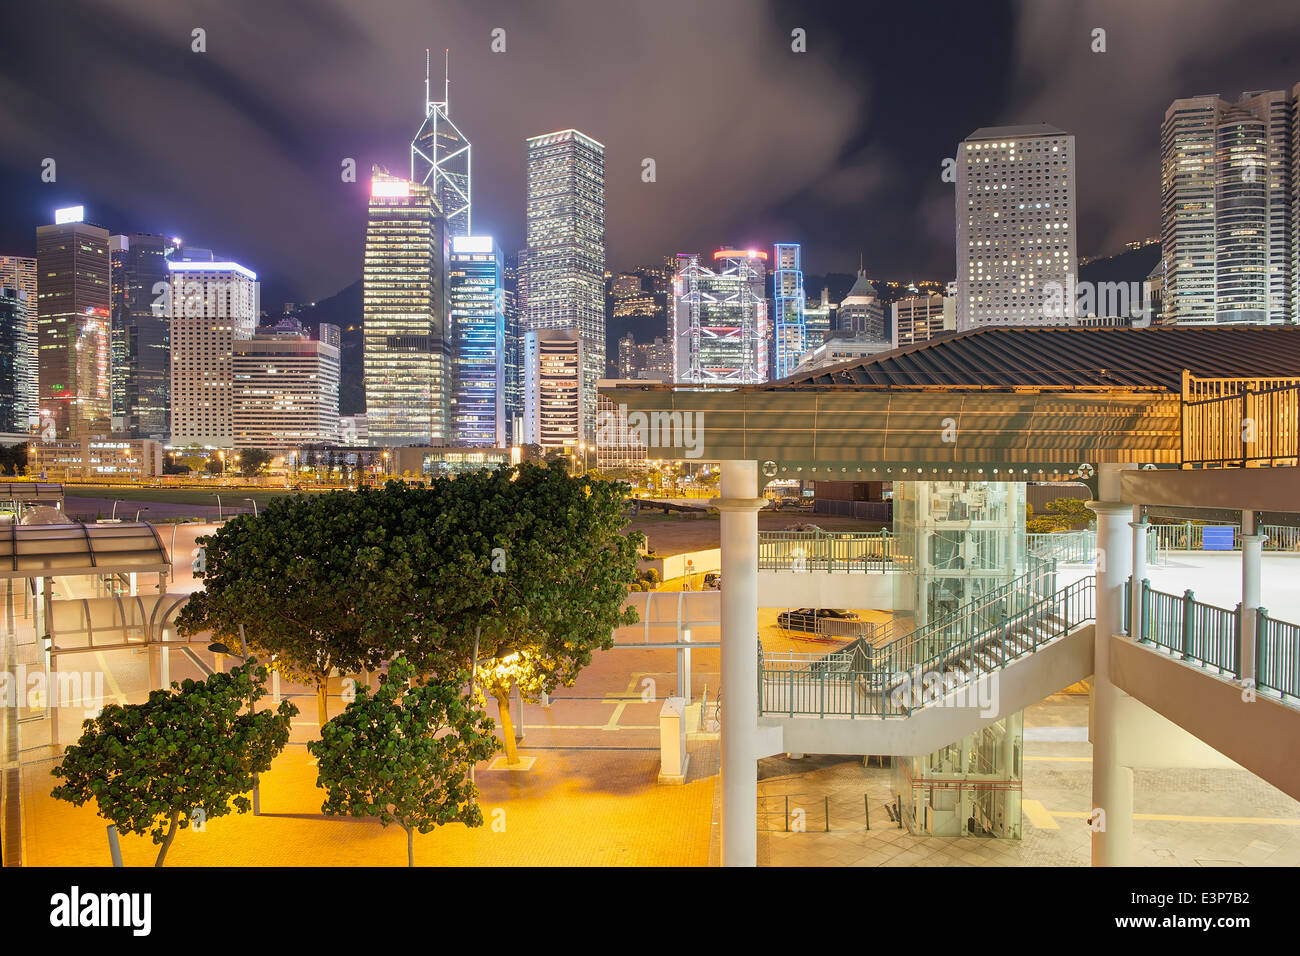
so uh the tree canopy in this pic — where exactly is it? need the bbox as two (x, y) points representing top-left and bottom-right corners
(50, 662), (296, 866)
(308, 658), (497, 866)
(176, 462), (643, 731)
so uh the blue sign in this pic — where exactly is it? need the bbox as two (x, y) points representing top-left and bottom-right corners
(1202, 526), (1234, 551)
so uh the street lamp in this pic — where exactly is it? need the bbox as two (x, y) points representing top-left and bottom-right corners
(244, 497), (258, 517)
(135, 506), (149, 522)
(110, 499), (125, 520)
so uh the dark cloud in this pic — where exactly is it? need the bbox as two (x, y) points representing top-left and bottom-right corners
(0, 0), (1297, 301)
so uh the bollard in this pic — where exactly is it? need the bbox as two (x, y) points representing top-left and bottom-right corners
(784, 795), (789, 832)
(825, 795), (830, 832)
(864, 794), (870, 830)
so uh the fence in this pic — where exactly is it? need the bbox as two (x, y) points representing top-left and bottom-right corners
(1182, 373), (1300, 468)
(1133, 578), (1299, 700)
(758, 530), (895, 573)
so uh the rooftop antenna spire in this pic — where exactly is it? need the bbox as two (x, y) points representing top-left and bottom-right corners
(444, 48), (450, 109)
(424, 49), (430, 115)
(859, 252), (864, 274)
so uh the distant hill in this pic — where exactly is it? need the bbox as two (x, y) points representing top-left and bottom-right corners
(297, 279), (364, 414)
(1079, 244), (1162, 287)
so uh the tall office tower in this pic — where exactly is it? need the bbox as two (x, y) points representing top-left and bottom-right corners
(502, 252), (524, 445)
(318, 322), (341, 349)
(233, 333), (340, 449)
(410, 49), (471, 238)
(1161, 89), (1295, 324)
(0, 256), (38, 429)
(523, 327), (582, 450)
(524, 129), (606, 436)
(772, 243), (806, 379)
(109, 234), (174, 438)
(35, 207), (112, 438)
(837, 266), (886, 338)
(448, 236), (505, 446)
(893, 293), (957, 348)
(168, 259), (258, 448)
(803, 286), (834, 348)
(363, 170), (451, 446)
(0, 288), (36, 433)
(671, 249), (769, 384)
(955, 124), (1078, 329)
(617, 334), (673, 382)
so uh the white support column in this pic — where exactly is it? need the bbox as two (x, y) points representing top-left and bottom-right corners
(714, 459), (766, 867)
(1240, 510), (1264, 683)
(1129, 506), (1148, 639)
(1087, 463), (1136, 866)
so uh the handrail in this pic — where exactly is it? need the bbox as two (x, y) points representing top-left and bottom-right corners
(758, 573), (1093, 719)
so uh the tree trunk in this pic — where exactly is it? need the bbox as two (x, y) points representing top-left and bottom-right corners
(155, 810), (180, 867)
(494, 689), (519, 764)
(406, 826), (414, 867)
(316, 675), (329, 726)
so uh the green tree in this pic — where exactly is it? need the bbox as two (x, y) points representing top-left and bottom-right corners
(1026, 496), (1094, 534)
(176, 491), (410, 724)
(50, 662), (296, 866)
(0, 442), (27, 476)
(309, 658), (498, 866)
(405, 463), (643, 763)
(238, 447), (273, 477)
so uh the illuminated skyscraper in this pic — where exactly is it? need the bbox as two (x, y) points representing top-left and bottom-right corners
(523, 328), (582, 450)
(1161, 88), (1296, 324)
(363, 169), (451, 446)
(956, 124), (1077, 329)
(0, 287), (36, 433)
(838, 266), (886, 339)
(672, 249), (768, 384)
(233, 333), (339, 449)
(411, 49), (471, 238)
(524, 129), (606, 436)
(35, 208), (111, 438)
(109, 233), (174, 438)
(168, 259), (258, 449)
(772, 243), (806, 379)
(449, 236), (505, 446)
(503, 252), (524, 445)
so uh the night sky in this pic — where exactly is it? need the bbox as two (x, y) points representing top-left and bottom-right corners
(2, 0), (1299, 306)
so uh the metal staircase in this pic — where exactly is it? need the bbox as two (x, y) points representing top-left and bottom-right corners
(759, 562), (1095, 719)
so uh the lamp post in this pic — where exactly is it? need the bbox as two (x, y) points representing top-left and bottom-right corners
(244, 498), (258, 517)
(207, 635), (266, 815)
(111, 500), (125, 520)
(135, 507), (149, 522)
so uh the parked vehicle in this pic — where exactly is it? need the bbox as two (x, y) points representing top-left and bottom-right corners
(776, 607), (859, 632)
(703, 571), (721, 590)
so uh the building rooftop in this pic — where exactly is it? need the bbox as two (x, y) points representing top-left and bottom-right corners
(965, 123), (1069, 141)
(778, 325), (1300, 391)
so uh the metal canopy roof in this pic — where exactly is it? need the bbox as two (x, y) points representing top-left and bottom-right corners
(778, 326), (1300, 390)
(0, 482), (63, 503)
(0, 522), (171, 579)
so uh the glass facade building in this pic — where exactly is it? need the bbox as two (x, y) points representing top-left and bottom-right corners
(35, 214), (112, 439)
(362, 170), (451, 446)
(1161, 88), (1296, 324)
(449, 235), (505, 447)
(772, 243), (806, 379)
(109, 234), (173, 438)
(0, 287), (36, 433)
(672, 249), (768, 384)
(524, 129), (606, 437)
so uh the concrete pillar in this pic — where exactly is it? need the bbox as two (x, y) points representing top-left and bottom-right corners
(1240, 510), (1264, 683)
(714, 459), (766, 867)
(1129, 507), (1148, 638)
(1087, 462), (1136, 866)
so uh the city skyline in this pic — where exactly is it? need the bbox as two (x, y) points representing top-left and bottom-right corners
(3, 1), (1300, 307)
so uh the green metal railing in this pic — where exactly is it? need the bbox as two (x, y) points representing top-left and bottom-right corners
(1133, 578), (1300, 701)
(757, 529), (896, 573)
(758, 568), (1094, 719)
(1257, 611), (1300, 700)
